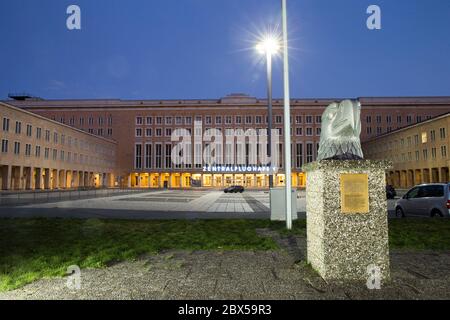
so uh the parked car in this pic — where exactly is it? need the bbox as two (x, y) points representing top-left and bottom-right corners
(224, 186), (244, 193)
(395, 183), (450, 218)
(386, 185), (397, 199)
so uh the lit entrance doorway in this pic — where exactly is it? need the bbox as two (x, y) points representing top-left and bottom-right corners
(171, 174), (181, 188)
(182, 173), (191, 188)
(161, 173), (170, 188)
(234, 174), (244, 186)
(256, 174), (265, 187)
(135, 173), (149, 188)
(150, 174), (159, 188)
(202, 174), (212, 187)
(94, 173), (101, 188)
(191, 174), (202, 187)
(224, 174), (233, 187)
(213, 174), (222, 187)
(245, 175), (254, 187)
(292, 173), (306, 188)
(276, 174), (285, 186)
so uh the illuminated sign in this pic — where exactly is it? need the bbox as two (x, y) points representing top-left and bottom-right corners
(202, 165), (278, 173)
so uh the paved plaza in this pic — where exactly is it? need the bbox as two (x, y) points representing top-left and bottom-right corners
(13, 190), (273, 213)
(0, 189), (401, 219)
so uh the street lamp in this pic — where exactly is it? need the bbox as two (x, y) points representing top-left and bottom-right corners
(281, 0), (292, 230)
(256, 36), (280, 189)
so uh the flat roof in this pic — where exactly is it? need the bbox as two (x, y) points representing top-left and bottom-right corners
(3, 96), (450, 109)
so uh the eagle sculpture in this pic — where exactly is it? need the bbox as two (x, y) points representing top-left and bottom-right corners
(317, 99), (364, 161)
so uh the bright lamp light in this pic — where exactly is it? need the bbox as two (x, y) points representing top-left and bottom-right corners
(256, 36), (280, 55)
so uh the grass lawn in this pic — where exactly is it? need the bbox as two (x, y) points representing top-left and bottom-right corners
(0, 218), (282, 292)
(0, 217), (449, 292)
(388, 218), (450, 251)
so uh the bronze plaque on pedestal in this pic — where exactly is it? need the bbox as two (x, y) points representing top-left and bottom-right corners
(340, 173), (369, 214)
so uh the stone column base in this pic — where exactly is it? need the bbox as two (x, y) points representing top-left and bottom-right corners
(303, 160), (391, 282)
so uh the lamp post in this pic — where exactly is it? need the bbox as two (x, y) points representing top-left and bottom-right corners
(256, 37), (279, 189)
(281, 0), (292, 230)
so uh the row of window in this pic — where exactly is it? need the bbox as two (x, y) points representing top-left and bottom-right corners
(2, 117), (115, 156)
(51, 113), (439, 128)
(1, 139), (114, 167)
(135, 114), (435, 127)
(135, 115), (321, 126)
(87, 128), (113, 137)
(394, 146), (448, 163)
(366, 126), (396, 135)
(365, 115), (433, 124)
(135, 127), (321, 138)
(367, 127), (448, 155)
(133, 142), (318, 170)
(54, 115), (113, 127)
(421, 128), (447, 144)
(55, 113), (437, 127)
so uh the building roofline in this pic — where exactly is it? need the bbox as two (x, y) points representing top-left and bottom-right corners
(3, 95), (450, 108)
(363, 112), (450, 143)
(0, 101), (117, 145)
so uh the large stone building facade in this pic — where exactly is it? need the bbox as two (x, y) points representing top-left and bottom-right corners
(3, 95), (450, 189)
(0, 102), (117, 190)
(363, 113), (450, 189)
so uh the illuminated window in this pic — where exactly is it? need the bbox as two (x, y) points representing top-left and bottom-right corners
(421, 132), (427, 144)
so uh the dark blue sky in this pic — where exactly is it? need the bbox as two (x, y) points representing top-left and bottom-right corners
(1, 0), (449, 100)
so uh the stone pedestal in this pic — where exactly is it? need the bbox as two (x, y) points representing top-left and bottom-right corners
(303, 160), (391, 282)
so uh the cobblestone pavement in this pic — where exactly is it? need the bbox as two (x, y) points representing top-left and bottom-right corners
(2, 235), (449, 300)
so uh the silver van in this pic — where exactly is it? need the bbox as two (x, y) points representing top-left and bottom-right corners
(395, 183), (450, 218)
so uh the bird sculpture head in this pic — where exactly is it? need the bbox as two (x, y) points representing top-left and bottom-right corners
(317, 99), (364, 161)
